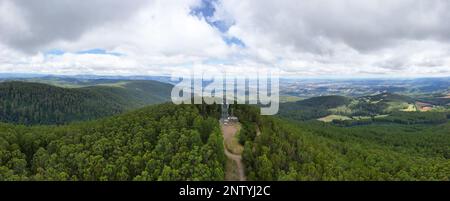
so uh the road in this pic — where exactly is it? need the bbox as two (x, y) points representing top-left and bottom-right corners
(221, 122), (246, 181)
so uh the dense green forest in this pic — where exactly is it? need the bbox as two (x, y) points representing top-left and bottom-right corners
(278, 96), (351, 120)
(0, 101), (449, 181)
(0, 103), (225, 181)
(0, 80), (449, 181)
(238, 113), (450, 180)
(0, 81), (172, 125)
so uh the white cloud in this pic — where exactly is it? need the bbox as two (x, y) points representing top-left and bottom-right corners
(0, 0), (237, 75)
(0, 0), (450, 77)
(217, 0), (450, 77)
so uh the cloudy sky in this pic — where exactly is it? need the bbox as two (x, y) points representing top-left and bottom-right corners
(0, 0), (449, 77)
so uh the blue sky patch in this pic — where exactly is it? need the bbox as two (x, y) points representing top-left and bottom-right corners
(190, 0), (231, 32)
(44, 49), (65, 56)
(44, 48), (122, 56)
(76, 48), (122, 56)
(191, 0), (246, 47)
(223, 36), (245, 47)
(190, 0), (216, 19)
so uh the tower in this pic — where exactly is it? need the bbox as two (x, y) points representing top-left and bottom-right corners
(221, 94), (229, 120)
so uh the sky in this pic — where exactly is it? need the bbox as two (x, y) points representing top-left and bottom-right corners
(0, 0), (450, 77)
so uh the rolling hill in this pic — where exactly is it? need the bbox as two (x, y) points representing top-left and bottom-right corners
(278, 95), (352, 121)
(277, 93), (438, 122)
(0, 80), (172, 125)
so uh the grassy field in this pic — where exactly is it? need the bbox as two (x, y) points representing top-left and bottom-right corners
(279, 95), (304, 103)
(400, 104), (417, 112)
(318, 115), (352, 122)
(95, 81), (129, 88)
(386, 101), (415, 112)
(374, 114), (389, 118)
(428, 106), (450, 112)
(351, 116), (372, 120)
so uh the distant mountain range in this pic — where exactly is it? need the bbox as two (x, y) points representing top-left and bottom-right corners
(280, 77), (450, 98)
(0, 74), (175, 86)
(1, 73), (449, 96)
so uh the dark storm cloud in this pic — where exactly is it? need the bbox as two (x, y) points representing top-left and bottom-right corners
(0, 0), (147, 53)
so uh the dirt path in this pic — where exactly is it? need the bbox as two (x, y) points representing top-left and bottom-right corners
(221, 123), (246, 181)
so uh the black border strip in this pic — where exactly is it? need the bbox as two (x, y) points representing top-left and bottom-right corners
(0, 181), (448, 200)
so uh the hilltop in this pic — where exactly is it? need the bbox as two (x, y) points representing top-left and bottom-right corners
(0, 80), (172, 125)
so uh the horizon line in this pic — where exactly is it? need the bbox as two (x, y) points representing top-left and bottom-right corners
(0, 72), (449, 80)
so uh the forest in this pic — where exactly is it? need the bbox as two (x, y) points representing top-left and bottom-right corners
(0, 81), (172, 125)
(0, 80), (449, 181)
(0, 103), (225, 181)
(278, 96), (351, 121)
(238, 111), (450, 180)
